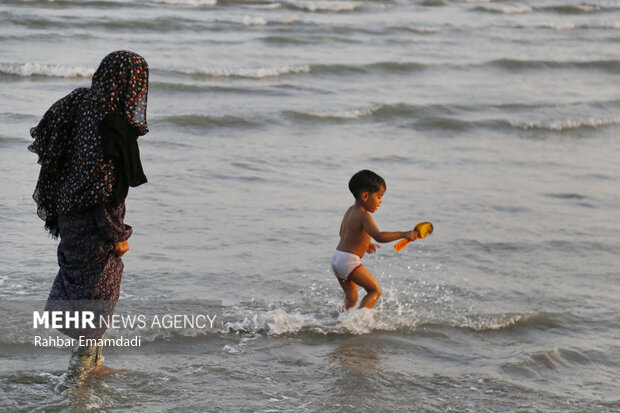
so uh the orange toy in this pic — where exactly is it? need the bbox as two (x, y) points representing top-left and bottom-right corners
(394, 221), (433, 252)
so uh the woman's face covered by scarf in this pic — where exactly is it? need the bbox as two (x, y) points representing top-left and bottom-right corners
(91, 50), (149, 136)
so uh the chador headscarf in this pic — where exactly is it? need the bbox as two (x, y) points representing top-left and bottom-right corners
(29, 51), (149, 237)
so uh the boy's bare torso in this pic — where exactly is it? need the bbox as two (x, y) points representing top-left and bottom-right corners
(336, 205), (372, 258)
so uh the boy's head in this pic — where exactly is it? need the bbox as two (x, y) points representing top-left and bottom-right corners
(348, 170), (386, 200)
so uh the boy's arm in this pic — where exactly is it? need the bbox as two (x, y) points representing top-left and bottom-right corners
(362, 213), (416, 243)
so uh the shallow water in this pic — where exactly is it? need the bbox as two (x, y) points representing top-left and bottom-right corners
(1, 0), (619, 411)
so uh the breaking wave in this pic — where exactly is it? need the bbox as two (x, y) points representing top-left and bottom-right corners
(0, 62), (94, 78)
(169, 64), (311, 78)
(282, 0), (363, 13)
(488, 58), (620, 73)
(220, 308), (574, 337)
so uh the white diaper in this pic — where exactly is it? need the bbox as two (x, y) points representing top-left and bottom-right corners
(331, 250), (362, 281)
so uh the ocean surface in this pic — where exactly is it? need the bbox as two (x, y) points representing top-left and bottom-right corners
(1, 0), (619, 411)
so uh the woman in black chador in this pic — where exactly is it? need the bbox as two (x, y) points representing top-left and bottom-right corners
(29, 50), (149, 390)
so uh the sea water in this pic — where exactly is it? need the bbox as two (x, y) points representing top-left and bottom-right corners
(1, 0), (619, 411)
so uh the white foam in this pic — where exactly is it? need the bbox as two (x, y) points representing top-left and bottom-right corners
(503, 5), (532, 14)
(215, 15), (297, 26)
(0, 62), (94, 78)
(460, 313), (532, 331)
(333, 308), (388, 335)
(575, 5), (600, 13)
(303, 105), (380, 120)
(267, 308), (308, 334)
(250, 3), (282, 9)
(151, 0), (217, 6)
(548, 23), (578, 31)
(289, 0), (362, 12)
(224, 311), (264, 333)
(518, 117), (620, 131)
(224, 306), (420, 336)
(222, 344), (242, 354)
(180, 64), (310, 78)
(544, 21), (620, 31)
(282, 16), (300, 24)
(242, 15), (268, 26)
(548, 117), (620, 131)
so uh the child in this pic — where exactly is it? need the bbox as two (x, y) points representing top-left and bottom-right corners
(331, 170), (418, 309)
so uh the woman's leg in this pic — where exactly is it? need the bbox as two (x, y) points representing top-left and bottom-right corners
(57, 343), (98, 392)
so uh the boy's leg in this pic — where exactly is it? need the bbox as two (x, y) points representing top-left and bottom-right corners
(337, 277), (358, 310)
(348, 265), (381, 309)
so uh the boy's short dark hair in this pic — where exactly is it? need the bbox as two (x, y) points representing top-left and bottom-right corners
(348, 170), (386, 199)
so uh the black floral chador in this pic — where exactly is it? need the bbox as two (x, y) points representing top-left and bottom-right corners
(29, 51), (149, 339)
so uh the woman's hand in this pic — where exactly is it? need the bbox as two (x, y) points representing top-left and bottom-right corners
(113, 240), (129, 256)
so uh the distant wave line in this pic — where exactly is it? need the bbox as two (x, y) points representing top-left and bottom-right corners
(286, 102), (620, 128)
(150, 0), (217, 6)
(0, 60), (426, 80)
(539, 4), (605, 14)
(3, 0), (367, 12)
(473, 4), (533, 15)
(488, 58), (620, 73)
(9, 14), (619, 35)
(518, 117), (620, 132)
(153, 104), (620, 134)
(415, 116), (620, 133)
(0, 62), (94, 78)
(276, 0), (364, 13)
(1, 0), (132, 7)
(7, 14), (304, 32)
(167, 64), (311, 78)
(533, 22), (620, 31)
(150, 81), (292, 96)
(4, 58), (617, 80)
(155, 0), (365, 12)
(473, 4), (613, 15)
(155, 114), (262, 129)
(3, 0), (218, 7)
(500, 346), (614, 378)
(164, 61), (429, 79)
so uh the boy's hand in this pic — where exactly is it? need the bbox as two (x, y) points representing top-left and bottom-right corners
(367, 243), (381, 254)
(113, 240), (129, 256)
(405, 230), (419, 242)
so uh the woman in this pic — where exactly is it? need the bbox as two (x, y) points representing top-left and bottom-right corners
(29, 50), (149, 390)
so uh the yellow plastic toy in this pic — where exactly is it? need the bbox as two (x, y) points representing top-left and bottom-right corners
(394, 221), (433, 252)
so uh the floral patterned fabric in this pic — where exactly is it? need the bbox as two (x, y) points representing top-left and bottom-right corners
(30, 51), (149, 340)
(29, 50), (149, 236)
(45, 202), (132, 339)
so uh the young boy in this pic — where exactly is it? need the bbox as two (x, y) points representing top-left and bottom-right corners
(331, 170), (418, 309)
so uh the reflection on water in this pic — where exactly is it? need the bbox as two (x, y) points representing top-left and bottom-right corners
(329, 339), (380, 374)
